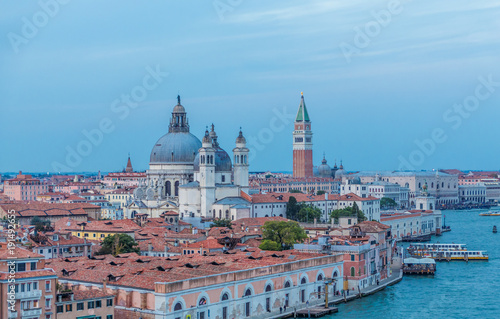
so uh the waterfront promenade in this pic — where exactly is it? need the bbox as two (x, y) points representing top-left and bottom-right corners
(270, 264), (403, 318)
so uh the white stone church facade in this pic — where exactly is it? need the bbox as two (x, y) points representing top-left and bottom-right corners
(126, 96), (250, 224)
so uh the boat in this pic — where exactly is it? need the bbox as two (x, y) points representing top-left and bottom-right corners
(494, 226), (497, 233)
(479, 211), (500, 216)
(424, 250), (489, 261)
(403, 257), (436, 275)
(409, 243), (467, 252)
(401, 234), (431, 242)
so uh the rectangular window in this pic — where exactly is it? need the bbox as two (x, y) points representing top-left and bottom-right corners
(66, 304), (72, 312)
(107, 316), (113, 319)
(21, 283), (25, 292)
(106, 299), (113, 307)
(245, 302), (250, 317)
(96, 300), (102, 308)
(88, 301), (95, 309)
(46, 280), (51, 292)
(16, 262), (26, 272)
(57, 305), (63, 313)
(77, 302), (84, 311)
(45, 298), (51, 309)
(31, 261), (37, 270)
(33, 282), (38, 290)
(351, 255), (355, 261)
(223, 307), (228, 319)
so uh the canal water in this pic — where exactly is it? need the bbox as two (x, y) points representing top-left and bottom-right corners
(329, 209), (500, 319)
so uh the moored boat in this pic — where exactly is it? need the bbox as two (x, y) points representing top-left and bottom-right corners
(479, 211), (500, 216)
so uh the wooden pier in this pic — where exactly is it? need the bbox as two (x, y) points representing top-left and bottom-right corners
(296, 307), (338, 317)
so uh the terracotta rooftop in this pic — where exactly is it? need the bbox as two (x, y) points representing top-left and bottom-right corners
(47, 250), (328, 290)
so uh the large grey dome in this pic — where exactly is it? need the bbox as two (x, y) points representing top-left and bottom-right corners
(150, 132), (202, 164)
(193, 147), (232, 172)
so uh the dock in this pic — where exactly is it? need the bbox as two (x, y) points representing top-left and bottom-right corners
(296, 307), (338, 317)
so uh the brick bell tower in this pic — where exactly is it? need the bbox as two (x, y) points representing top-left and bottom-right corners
(293, 92), (313, 178)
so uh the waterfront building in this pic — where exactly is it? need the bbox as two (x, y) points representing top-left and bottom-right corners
(349, 171), (459, 206)
(0, 243), (58, 319)
(102, 156), (147, 188)
(295, 221), (392, 291)
(3, 171), (49, 201)
(48, 250), (344, 319)
(458, 184), (487, 204)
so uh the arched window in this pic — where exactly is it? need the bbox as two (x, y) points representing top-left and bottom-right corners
(166, 181), (171, 196)
(244, 289), (252, 297)
(174, 303), (183, 311)
(284, 281), (291, 288)
(175, 181), (179, 196)
(225, 210), (229, 219)
(301, 277), (307, 285)
(265, 285), (272, 292)
(222, 293), (229, 301)
(333, 271), (338, 278)
(199, 297), (207, 306)
(350, 267), (355, 277)
(317, 274), (323, 281)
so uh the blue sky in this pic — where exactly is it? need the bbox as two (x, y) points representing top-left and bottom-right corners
(1, 0), (500, 173)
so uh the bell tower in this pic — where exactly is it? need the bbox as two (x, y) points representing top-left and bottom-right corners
(293, 92), (313, 178)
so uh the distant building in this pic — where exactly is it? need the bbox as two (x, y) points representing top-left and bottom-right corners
(0, 202), (95, 226)
(349, 171), (459, 206)
(4, 171), (48, 201)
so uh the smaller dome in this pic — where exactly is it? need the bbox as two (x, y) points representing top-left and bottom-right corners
(173, 104), (185, 113)
(318, 156), (331, 177)
(335, 168), (346, 179)
(202, 128), (212, 144)
(351, 177), (362, 184)
(236, 129), (246, 144)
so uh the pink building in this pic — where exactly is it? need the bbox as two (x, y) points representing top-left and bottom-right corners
(3, 172), (48, 201)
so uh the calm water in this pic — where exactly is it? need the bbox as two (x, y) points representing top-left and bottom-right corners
(329, 209), (500, 319)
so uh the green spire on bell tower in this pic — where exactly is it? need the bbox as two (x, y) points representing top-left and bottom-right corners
(296, 92), (310, 122)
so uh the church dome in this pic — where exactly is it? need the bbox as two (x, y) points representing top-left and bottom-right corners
(150, 132), (201, 164)
(150, 96), (201, 164)
(318, 157), (331, 177)
(193, 147), (232, 172)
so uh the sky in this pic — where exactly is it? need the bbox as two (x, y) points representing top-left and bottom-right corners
(1, 0), (500, 173)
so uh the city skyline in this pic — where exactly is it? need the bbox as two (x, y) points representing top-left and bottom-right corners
(2, 0), (500, 173)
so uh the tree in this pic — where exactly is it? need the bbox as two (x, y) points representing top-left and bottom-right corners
(329, 203), (366, 224)
(317, 190), (326, 196)
(96, 234), (139, 256)
(296, 204), (322, 223)
(380, 197), (397, 209)
(285, 196), (299, 221)
(261, 221), (307, 250)
(259, 240), (281, 251)
(31, 217), (52, 232)
(210, 219), (232, 229)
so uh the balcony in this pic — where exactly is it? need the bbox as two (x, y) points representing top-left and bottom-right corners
(15, 289), (42, 299)
(8, 311), (18, 318)
(21, 308), (42, 317)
